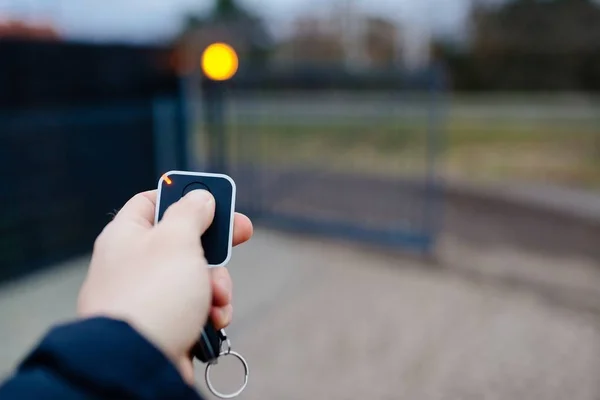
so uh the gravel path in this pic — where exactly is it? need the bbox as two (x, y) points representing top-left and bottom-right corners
(1, 230), (600, 400)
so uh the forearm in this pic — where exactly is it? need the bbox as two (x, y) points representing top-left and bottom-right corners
(0, 318), (203, 400)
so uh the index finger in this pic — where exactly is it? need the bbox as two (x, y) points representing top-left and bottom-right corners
(113, 190), (158, 229)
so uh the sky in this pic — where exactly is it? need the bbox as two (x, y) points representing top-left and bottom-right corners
(0, 0), (473, 44)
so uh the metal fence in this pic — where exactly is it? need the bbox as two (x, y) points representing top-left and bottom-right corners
(0, 39), (176, 110)
(187, 68), (447, 255)
(0, 98), (186, 282)
(0, 39), (185, 282)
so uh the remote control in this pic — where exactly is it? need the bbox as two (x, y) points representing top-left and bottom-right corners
(155, 170), (236, 363)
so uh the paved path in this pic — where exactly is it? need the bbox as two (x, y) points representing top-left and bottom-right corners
(1, 230), (600, 400)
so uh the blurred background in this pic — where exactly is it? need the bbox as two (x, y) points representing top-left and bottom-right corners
(2, 0), (600, 398)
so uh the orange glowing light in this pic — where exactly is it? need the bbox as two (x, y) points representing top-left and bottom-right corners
(162, 175), (172, 185)
(201, 43), (239, 81)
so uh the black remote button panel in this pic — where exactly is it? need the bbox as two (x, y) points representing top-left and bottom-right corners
(155, 171), (236, 267)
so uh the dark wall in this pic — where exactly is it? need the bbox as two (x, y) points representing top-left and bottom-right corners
(0, 39), (183, 282)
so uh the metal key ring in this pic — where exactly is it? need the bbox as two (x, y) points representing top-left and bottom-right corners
(205, 350), (249, 399)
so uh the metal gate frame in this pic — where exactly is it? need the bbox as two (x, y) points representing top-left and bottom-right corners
(180, 67), (447, 256)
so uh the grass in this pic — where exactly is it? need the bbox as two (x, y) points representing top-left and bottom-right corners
(191, 100), (600, 188)
(442, 118), (600, 186)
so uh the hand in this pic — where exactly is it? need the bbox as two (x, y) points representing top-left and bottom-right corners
(76, 189), (253, 385)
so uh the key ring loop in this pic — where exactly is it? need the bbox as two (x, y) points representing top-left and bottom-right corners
(205, 350), (249, 399)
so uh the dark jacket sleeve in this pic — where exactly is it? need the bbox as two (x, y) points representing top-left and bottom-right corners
(0, 317), (203, 400)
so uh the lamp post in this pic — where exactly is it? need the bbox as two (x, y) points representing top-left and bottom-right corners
(200, 42), (239, 174)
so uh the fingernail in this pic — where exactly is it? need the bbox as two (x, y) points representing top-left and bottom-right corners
(185, 189), (213, 204)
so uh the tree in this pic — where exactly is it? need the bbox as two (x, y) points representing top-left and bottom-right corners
(214, 0), (244, 19)
(471, 0), (600, 90)
(178, 0), (272, 66)
(434, 0), (600, 91)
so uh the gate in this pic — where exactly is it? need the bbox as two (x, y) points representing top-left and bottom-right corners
(186, 67), (446, 255)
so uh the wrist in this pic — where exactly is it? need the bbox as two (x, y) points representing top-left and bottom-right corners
(79, 310), (182, 370)
(120, 318), (198, 387)
(21, 317), (201, 399)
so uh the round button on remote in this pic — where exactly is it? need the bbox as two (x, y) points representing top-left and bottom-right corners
(183, 182), (211, 197)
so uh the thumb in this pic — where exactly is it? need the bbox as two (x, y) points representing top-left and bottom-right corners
(159, 189), (215, 239)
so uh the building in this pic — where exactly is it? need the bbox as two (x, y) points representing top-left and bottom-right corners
(0, 20), (60, 40)
(271, 0), (404, 70)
